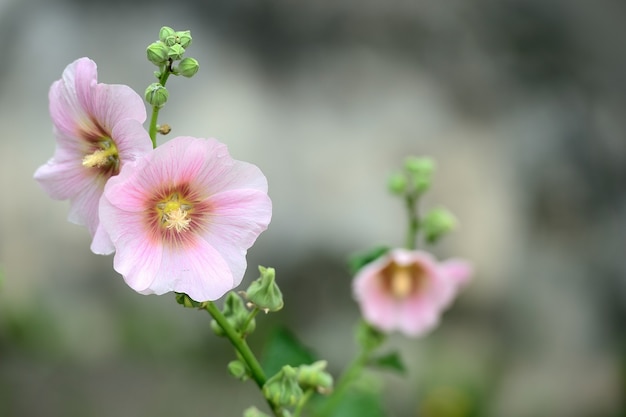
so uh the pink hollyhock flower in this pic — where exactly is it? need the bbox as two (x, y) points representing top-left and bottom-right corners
(34, 57), (152, 253)
(353, 249), (471, 337)
(98, 136), (272, 301)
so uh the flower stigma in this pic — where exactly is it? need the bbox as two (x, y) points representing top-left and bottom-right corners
(156, 192), (193, 233)
(82, 138), (119, 171)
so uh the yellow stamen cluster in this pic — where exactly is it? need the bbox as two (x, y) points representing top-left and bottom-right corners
(156, 193), (193, 233)
(82, 138), (119, 170)
(390, 267), (413, 299)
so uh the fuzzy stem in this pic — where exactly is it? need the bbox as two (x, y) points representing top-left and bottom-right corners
(148, 62), (172, 148)
(404, 192), (419, 250)
(203, 301), (285, 417)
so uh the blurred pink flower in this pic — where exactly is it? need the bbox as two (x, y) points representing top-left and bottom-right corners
(353, 249), (471, 337)
(99, 136), (272, 301)
(34, 57), (152, 254)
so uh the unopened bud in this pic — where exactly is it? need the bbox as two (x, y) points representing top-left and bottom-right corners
(176, 30), (192, 48)
(245, 266), (283, 313)
(297, 361), (333, 394)
(146, 41), (169, 65)
(405, 156), (435, 193)
(227, 360), (248, 380)
(210, 292), (255, 337)
(144, 83), (168, 108)
(159, 26), (176, 44)
(263, 365), (303, 408)
(177, 57), (199, 78)
(243, 407), (272, 417)
(388, 172), (407, 195)
(168, 44), (185, 61)
(422, 207), (457, 244)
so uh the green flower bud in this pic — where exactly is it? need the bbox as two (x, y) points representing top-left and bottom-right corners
(422, 207), (457, 244)
(243, 407), (272, 417)
(168, 44), (185, 61)
(405, 156), (435, 175)
(263, 365), (303, 408)
(405, 156), (436, 193)
(297, 361), (334, 394)
(176, 30), (192, 48)
(159, 26), (176, 43)
(210, 292), (255, 337)
(227, 360), (249, 380)
(177, 57), (199, 78)
(245, 266), (284, 313)
(388, 172), (407, 195)
(144, 83), (168, 108)
(146, 41), (169, 66)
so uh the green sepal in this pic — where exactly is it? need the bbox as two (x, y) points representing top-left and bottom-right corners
(245, 266), (284, 313)
(175, 292), (202, 308)
(263, 365), (303, 408)
(368, 351), (406, 374)
(296, 360), (334, 393)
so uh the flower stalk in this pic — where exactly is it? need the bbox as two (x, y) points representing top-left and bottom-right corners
(203, 301), (287, 417)
(148, 65), (172, 147)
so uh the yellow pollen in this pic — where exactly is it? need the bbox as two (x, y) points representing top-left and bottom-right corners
(82, 138), (119, 169)
(82, 149), (110, 168)
(390, 267), (414, 299)
(164, 208), (192, 232)
(157, 193), (193, 233)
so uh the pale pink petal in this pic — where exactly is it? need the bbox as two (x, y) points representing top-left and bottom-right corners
(49, 58), (96, 137)
(439, 259), (473, 287)
(34, 159), (94, 200)
(92, 83), (147, 130)
(148, 238), (234, 301)
(397, 296), (440, 336)
(113, 119), (153, 161)
(67, 176), (105, 234)
(353, 257), (398, 332)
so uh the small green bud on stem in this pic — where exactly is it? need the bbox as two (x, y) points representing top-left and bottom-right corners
(177, 57), (199, 78)
(145, 83), (168, 108)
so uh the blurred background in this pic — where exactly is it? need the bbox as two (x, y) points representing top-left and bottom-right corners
(0, 0), (625, 415)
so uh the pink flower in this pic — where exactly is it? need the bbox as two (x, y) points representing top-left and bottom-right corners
(34, 57), (152, 253)
(98, 136), (272, 301)
(353, 249), (471, 337)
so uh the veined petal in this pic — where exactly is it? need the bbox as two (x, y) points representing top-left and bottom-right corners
(150, 237), (235, 301)
(49, 58), (96, 137)
(92, 83), (147, 130)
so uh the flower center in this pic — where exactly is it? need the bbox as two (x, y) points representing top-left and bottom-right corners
(156, 193), (193, 233)
(380, 262), (427, 300)
(82, 137), (119, 171)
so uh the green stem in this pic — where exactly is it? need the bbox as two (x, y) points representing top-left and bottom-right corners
(203, 301), (285, 417)
(242, 307), (260, 338)
(148, 63), (172, 148)
(317, 349), (370, 417)
(405, 192), (419, 250)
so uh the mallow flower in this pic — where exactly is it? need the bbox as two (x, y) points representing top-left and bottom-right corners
(34, 57), (152, 253)
(353, 249), (471, 337)
(98, 136), (272, 301)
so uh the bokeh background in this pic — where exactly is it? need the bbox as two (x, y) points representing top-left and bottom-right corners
(1, 0), (625, 415)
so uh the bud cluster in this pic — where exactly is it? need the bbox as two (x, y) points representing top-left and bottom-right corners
(144, 26), (199, 109)
(388, 156), (457, 244)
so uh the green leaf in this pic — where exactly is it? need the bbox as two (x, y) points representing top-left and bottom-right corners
(261, 327), (315, 377)
(369, 351), (407, 374)
(348, 246), (390, 275)
(328, 389), (386, 417)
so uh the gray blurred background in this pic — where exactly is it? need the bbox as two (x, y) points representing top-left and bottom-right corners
(1, 0), (625, 416)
